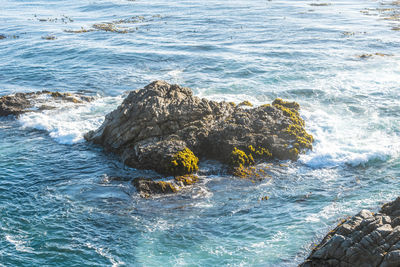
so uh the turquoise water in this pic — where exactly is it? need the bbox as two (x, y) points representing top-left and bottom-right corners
(1, 0), (400, 266)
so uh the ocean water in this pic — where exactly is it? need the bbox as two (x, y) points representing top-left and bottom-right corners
(1, 0), (400, 266)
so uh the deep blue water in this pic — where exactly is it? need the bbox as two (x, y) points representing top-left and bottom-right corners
(1, 0), (400, 266)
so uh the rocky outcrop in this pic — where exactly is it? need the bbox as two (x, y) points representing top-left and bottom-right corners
(0, 91), (94, 117)
(132, 175), (199, 198)
(85, 80), (313, 176)
(301, 197), (400, 267)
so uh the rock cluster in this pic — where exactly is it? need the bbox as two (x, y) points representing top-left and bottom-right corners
(301, 197), (400, 267)
(85, 80), (313, 177)
(0, 91), (93, 117)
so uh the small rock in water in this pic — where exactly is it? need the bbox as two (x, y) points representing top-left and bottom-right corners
(309, 3), (331, 6)
(0, 91), (94, 117)
(42, 35), (57, 40)
(132, 174), (199, 198)
(358, 52), (392, 59)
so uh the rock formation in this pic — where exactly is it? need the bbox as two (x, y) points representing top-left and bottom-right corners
(0, 91), (93, 117)
(85, 81), (313, 177)
(132, 174), (199, 198)
(301, 197), (400, 267)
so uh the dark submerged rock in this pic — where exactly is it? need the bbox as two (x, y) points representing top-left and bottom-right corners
(301, 197), (400, 267)
(0, 91), (94, 117)
(132, 178), (177, 198)
(132, 175), (198, 198)
(85, 80), (313, 176)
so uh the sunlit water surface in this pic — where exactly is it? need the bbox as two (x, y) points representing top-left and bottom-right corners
(1, 0), (400, 266)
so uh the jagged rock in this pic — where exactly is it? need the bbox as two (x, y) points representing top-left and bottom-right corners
(301, 197), (400, 267)
(85, 81), (313, 176)
(0, 91), (94, 117)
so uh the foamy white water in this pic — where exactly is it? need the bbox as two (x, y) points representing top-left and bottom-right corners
(18, 96), (123, 144)
(1, 0), (400, 266)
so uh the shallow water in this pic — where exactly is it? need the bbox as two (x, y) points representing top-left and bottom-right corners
(1, 0), (400, 266)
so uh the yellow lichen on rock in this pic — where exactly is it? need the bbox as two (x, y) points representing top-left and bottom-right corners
(175, 174), (199, 186)
(238, 100), (253, 107)
(229, 147), (254, 168)
(273, 103), (305, 127)
(232, 165), (270, 180)
(169, 148), (199, 176)
(260, 103), (272, 108)
(286, 124), (313, 149)
(157, 181), (178, 193)
(233, 165), (256, 178)
(229, 146), (273, 179)
(272, 98), (314, 153)
(272, 98), (300, 110)
(289, 148), (299, 159)
(248, 145), (272, 159)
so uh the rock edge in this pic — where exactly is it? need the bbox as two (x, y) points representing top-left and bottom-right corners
(301, 197), (400, 267)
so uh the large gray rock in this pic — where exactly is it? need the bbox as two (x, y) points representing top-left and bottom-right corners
(85, 81), (313, 176)
(0, 91), (93, 117)
(301, 197), (400, 267)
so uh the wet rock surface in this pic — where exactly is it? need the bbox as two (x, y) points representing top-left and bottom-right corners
(132, 175), (199, 198)
(85, 81), (313, 176)
(301, 197), (400, 267)
(0, 91), (94, 117)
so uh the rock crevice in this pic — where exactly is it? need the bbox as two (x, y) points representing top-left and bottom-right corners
(301, 197), (400, 267)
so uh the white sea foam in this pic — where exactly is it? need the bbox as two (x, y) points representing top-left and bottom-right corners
(5, 235), (34, 253)
(85, 243), (124, 267)
(304, 192), (398, 224)
(195, 92), (399, 169)
(305, 202), (340, 223)
(16, 82), (399, 169)
(299, 107), (400, 168)
(18, 95), (123, 145)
